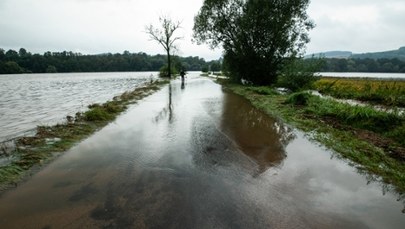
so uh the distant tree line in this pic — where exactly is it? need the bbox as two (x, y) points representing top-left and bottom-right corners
(4, 47), (404, 75)
(0, 48), (221, 74)
(316, 58), (405, 73)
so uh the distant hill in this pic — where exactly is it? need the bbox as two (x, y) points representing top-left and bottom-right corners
(306, 47), (405, 60)
(351, 47), (405, 60)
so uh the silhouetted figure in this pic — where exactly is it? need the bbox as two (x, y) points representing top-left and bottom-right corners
(180, 69), (186, 82)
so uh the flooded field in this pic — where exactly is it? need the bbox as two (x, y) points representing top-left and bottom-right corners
(0, 72), (158, 142)
(319, 72), (405, 79)
(0, 76), (403, 228)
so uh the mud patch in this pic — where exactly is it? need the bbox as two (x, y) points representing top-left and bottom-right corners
(320, 115), (405, 161)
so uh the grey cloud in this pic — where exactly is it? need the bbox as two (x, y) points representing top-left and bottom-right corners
(1, 0), (403, 58)
(307, 0), (405, 53)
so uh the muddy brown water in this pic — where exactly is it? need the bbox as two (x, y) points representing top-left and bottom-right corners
(0, 76), (404, 228)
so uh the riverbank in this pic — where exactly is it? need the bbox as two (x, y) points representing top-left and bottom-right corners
(222, 79), (405, 194)
(0, 79), (168, 191)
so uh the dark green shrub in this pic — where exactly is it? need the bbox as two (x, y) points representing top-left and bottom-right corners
(285, 92), (313, 106)
(159, 65), (177, 78)
(277, 58), (323, 92)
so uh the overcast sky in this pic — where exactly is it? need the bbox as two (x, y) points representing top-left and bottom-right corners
(1, 0), (404, 60)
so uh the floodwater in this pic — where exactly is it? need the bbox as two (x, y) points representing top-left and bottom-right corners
(0, 72), (158, 142)
(0, 76), (404, 228)
(319, 72), (405, 79)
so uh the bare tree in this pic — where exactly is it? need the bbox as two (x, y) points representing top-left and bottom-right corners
(145, 16), (182, 78)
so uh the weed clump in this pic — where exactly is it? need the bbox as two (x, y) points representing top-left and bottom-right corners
(247, 86), (278, 95)
(84, 107), (112, 121)
(84, 102), (124, 122)
(285, 92), (312, 106)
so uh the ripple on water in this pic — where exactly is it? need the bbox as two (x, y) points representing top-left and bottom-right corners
(0, 72), (159, 142)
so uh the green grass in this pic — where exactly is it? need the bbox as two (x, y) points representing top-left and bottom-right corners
(0, 80), (168, 190)
(314, 77), (405, 107)
(227, 83), (405, 194)
(286, 92), (404, 134)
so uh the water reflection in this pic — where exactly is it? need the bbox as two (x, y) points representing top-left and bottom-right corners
(189, 91), (295, 175)
(153, 83), (174, 123)
(168, 84), (173, 122)
(219, 92), (295, 173)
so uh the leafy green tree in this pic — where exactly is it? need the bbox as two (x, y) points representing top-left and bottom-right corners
(173, 56), (184, 73)
(159, 64), (177, 77)
(193, 0), (314, 85)
(209, 61), (221, 72)
(277, 57), (323, 91)
(0, 48), (5, 61)
(201, 65), (209, 73)
(5, 49), (19, 61)
(145, 16), (182, 78)
(2, 61), (24, 73)
(19, 48), (28, 57)
(46, 65), (58, 73)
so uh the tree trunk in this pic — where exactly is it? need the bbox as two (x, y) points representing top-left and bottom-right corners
(167, 49), (171, 78)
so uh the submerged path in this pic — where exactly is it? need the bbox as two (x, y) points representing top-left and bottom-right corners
(0, 76), (404, 228)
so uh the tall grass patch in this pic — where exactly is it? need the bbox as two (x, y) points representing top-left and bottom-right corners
(285, 92), (405, 144)
(307, 95), (403, 132)
(313, 78), (405, 107)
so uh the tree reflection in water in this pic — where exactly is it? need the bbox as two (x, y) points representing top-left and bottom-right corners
(221, 92), (295, 171)
(191, 91), (295, 175)
(153, 83), (174, 123)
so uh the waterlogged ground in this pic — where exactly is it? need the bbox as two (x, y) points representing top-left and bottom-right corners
(0, 72), (158, 142)
(319, 72), (405, 79)
(0, 76), (404, 228)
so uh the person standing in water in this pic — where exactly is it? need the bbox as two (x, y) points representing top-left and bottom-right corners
(180, 69), (186, 82)
(180, 69), (186, 89)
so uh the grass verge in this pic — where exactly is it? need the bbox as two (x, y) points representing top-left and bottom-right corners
(226, 82), (405, 194)
(0, 80), (168, 191)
